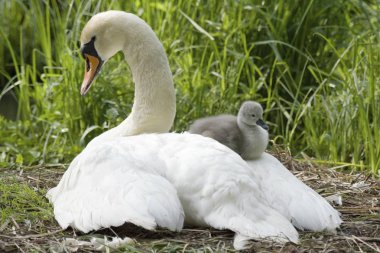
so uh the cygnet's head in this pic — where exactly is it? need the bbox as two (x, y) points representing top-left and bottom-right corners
(79, 11), (150, 95)
(237, 101), (269, 130)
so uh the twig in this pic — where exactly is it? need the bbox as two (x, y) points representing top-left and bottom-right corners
(350, 235), (380, 252)
(337, 236), (380, 243)
(22, 164), (68, 171)
(0, 229), (64, 239)
(338, 207), (380, 213)
(11, 217), (20, 230)
(14, 243), (26, 253)
(26, 176), (42, 182)
(0, 219), (11, 232)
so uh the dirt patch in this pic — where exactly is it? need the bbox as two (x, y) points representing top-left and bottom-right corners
(0, 151), (379, 252)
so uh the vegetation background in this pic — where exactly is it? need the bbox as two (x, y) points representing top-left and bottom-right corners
(0, 0), (379, 175)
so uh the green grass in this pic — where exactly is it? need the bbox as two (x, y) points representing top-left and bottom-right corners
(0, 177), (53, 224)
(0, 0), (379, 176)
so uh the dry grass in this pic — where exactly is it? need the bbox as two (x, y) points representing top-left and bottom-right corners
(0, 150), (379, 252)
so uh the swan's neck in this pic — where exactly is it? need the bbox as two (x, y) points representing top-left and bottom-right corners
(90, 22), (176, 144)
(121, 40), (176, 136)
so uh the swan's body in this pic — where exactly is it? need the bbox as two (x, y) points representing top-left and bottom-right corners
(47, 11), (341, 250)
(48, 133), (299, 249)
(189, 101), (269, 159)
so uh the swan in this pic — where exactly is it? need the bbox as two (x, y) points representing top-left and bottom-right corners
(47, 10), (341, 250)
(189, 101), (269, 159)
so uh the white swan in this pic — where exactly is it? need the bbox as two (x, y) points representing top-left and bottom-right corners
(189, 101), (269, 159)
(47, 11), (341, 250)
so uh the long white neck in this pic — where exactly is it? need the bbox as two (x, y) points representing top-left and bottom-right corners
(89, 13), (176, 145)
(121, 29), (176, 136)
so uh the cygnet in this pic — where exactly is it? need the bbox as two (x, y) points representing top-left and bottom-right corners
(189, 101), (269, 159)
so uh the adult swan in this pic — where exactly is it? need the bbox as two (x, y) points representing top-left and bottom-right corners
(47, 11), (341, 249)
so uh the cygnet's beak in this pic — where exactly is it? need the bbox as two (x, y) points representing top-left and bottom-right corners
(80, 37), (104, 95)
(256, 119), (269, 131)
(81, 54), (103, 95)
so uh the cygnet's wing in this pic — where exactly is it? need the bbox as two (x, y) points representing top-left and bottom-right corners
(189, 115), (242, 153)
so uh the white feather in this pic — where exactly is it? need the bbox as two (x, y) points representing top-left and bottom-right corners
(47, 141), (184, 232)
(48, 133), (299, 248)
(246, 153), (342, 231)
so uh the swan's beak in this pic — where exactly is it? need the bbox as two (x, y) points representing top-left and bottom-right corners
(81, 54), (103, 95)
(256, 119), (269, 131)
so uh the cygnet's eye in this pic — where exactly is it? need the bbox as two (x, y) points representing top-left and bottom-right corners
(251, 114), (256, 117)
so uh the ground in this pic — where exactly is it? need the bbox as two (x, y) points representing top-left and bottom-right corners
(0, 150), (379, 253)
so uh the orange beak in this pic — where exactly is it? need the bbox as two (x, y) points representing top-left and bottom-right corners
(80, 54), (103, 95)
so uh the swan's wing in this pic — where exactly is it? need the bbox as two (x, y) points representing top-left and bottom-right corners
(47, 143), (184, 233)
(247, 153), (342, 231)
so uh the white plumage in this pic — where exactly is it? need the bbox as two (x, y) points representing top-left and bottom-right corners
(247, 154), (342, 231)
(48, 138), (184, 233)
(48, 133), (299, 249)
(47, 11), (341, 250)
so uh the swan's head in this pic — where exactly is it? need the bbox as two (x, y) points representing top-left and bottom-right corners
(237, 101), (268, 130)
(79, 11), (138, 95)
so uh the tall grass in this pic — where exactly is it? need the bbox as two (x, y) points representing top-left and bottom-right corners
(0, 0), (379, 176)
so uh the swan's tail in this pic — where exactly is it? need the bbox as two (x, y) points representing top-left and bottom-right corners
(203, 185), (299, 250)
(246, 154), (342, 232)
(285, 188), (342, 232)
